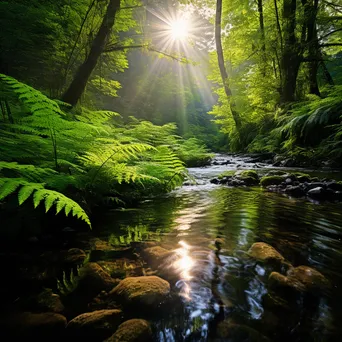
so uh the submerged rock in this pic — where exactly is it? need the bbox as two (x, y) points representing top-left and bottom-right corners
(248, 242), (285, 264)
(66, 309), (123, 341)
(109, 276), (170, 309)
(90, 238), (134, 262)
(104, 319), (152, 342)
(287, 266), (330, 293)
(142, 246), (172, 266)
(269, 266), (330, 296)
(268, 271), (306, 294)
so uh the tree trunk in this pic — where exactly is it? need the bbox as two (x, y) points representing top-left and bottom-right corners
(215, 0), (241, 129)
(62, 0), (121, 106)
(305, 0), (320, 96)
(280, 0), (301, 103)
(274, 0), (283, 51)
(321, 62), (334, 85)
(257, 0), (267, 74)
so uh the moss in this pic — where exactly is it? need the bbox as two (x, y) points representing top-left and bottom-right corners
(239, 170), (259, 180)
(217, 170), (235, 179)
(260, 176), (284, 187)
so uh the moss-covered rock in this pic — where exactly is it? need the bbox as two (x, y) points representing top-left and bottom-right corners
(248, 242), (285, 263)
(109, 276), (170, 309)
(269, 266), (330, 297)
(238, 170), (259, 180)
(104, 319), (152, 342)
(260, 176), (284, 187)
(287, 266), (330, 293)
(66, 309), (123, 341)
(269, 271), (306, 293)
(217, 170), (236, 179)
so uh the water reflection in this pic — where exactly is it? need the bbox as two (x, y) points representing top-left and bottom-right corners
(174, 241), (194, 300)
(99, 176), (342, 341)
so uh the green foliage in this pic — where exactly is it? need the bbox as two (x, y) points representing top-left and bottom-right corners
(0, 74), (195, 229)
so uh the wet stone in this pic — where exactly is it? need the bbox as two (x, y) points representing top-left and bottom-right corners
(104, 319), (152, 342)
(66, 309), (123, 341)
(248, 242), (285, 264)
(109, 276), (171, 310)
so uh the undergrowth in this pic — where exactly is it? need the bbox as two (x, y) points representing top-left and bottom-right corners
(0, 74), (211, 232)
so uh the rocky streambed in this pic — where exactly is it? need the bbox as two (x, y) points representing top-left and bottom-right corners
(210, 169), (342, 202)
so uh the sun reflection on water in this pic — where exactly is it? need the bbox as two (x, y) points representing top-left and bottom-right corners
(173, 240), (195, 300)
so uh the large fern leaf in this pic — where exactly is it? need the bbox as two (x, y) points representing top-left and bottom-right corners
(0, 178), (91, 228)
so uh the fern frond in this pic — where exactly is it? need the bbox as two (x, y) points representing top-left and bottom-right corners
(0, 178), (91, 228)
(0, 161), (56, 181)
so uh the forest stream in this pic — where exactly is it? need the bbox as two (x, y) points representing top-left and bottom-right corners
(3, 155), (342, 341)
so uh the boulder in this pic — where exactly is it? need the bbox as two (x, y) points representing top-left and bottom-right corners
(109, 276), (170, 309)
(287, 266), (330, 293)
(104, 319), (152, 342)
(66, 309), (123, 341)
(269, 266), (330, 296)
(1, 312), (67, 340)
(327, 182), (342, 191)
(248, 242), (285, 264)
(268, 271), (306, 295)
(284, 185), (305, 197)
(297, 175), (311, 183)
(260, 176), (284, 187)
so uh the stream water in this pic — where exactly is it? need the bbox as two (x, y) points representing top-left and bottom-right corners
(95, 155), (342, 341)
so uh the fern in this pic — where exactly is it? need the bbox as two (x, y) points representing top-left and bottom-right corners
(0, 161), (56, 182)
(0, 178), (91, 227)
